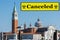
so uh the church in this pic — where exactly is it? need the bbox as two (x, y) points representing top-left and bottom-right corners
(0, 4), (60, 40)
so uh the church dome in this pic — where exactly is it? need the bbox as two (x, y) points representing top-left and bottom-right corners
(35, 18), (42, 28)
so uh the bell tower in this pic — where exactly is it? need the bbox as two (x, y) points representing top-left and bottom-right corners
(12, 3), (18, 33)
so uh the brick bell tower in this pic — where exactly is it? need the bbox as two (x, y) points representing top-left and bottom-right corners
(12, 3), (18, 33)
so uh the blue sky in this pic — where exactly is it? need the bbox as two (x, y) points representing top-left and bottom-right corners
(0, 0), (60, 32)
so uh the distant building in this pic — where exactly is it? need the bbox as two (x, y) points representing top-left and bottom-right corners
(0, 4), (60, 40)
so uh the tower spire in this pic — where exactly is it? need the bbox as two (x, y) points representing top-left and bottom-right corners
(12, 2), (18, 20)
(14, 2), (16, 12)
